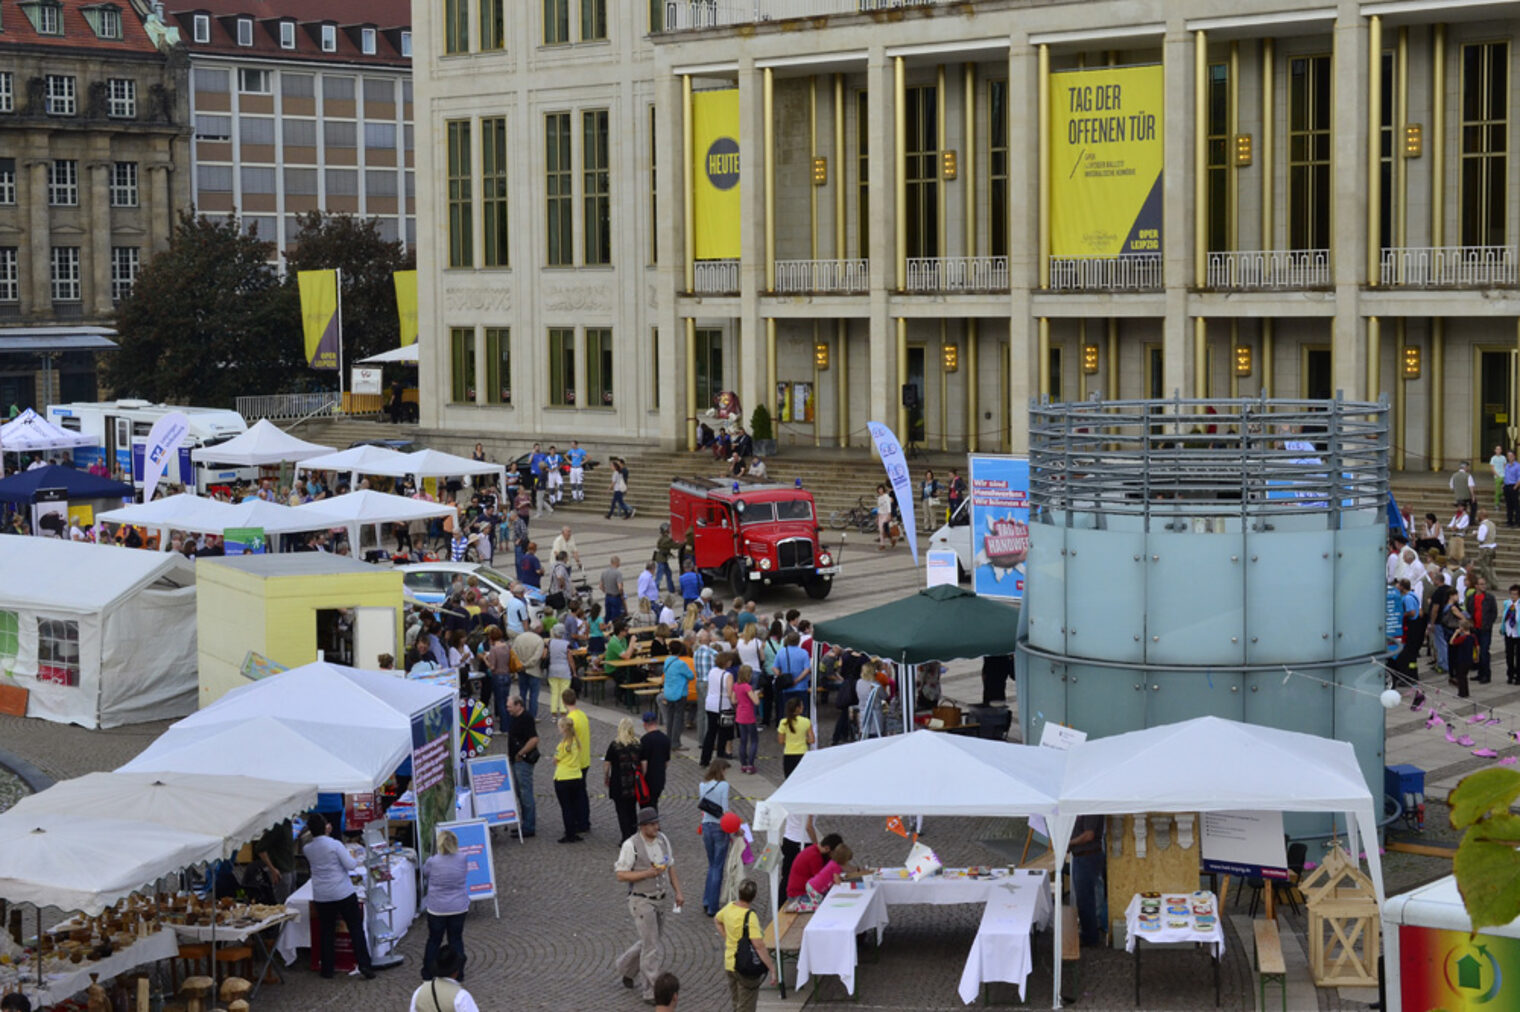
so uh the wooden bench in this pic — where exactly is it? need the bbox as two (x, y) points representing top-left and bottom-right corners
(769, 907), (813, 997)
(579, 673), (612, 704)
(1254, 918), (1287, 1012)
(1060, 905), (1081, 1003)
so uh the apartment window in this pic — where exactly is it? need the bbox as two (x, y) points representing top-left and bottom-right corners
(48, 160), (78, 205)
(46, 75), (76, 116)
(192, 13), (210, 43)
(904, 85), (938, 259)
(361, 27), (377, 54)
(195, 114), (231, 141)
(324, 121), (356, 148)
(50, 247), (81, 303)
(37, 619), (80, 687)
(365, 122), (397, 149)
(544, 0), (568, 45)
(365, 168), (399, 196)
(282, 73), (315, 98)
(197, 165), (233, 192)
(193, 67), (228, 93)
(0, 73), (12, 113)
(486, 327), (511, 403)
(321, 24), (337, 52)
(364, 77), (393, 104)
(109, 162), (138, 206)
(400, 30), (412, 56)
(581, 0), (605, 41)
(239, 69), (271, 95)
(586, 328), (613, 407)
(450, 328), (475, 402)
(326, 169), (358, 196)
(0, 159), (14, 204)
(0, 249), (17, 302)
(1288, 54), (1332, 251)
(549, 328), (575, 405)
(240, 117), (275, 146)
(856, 90), (869, 258)
(1206, 62), (1229, 253)
(106, 78), (136, 119)
(280, 20), (296, 48)
(283, 167), (317, 195)
(241, 166), (275, 194)
(35, 2), (62, 34)
(583, 110), (611, 265)
(324, 75), (355, 101)
(648, 106), (658, 264)
(480, 0), (504, 50)
(988, 80), (1007, 257)
(95, 6), (121, 39)
(445, 0), (468, 53)
(282, 118), (316, 147)
(236, 17), (252, 46)
(446, 120), (473, 268)
(1379, 50), (1395, 250)
(111, 246), (139, 302)
(482, 117), (510, 267)
(1461, 41), (1509, 248)
(546, 113), (573, 265)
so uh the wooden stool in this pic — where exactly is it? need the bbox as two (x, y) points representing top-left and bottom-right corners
(219, 976), (252, 1006)
(179, 975), (215, 1012)
(171, 944), (212, 992)
(215, 944), (254, 981)
(228, 1001), (251, 1012)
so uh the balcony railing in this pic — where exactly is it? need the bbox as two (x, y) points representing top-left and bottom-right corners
(691, 259), (739, 295)
(905, 256), (1009, 293)
(773, 259), (869, 295)
(660, 0), (945, 31)
(1047, 254), (1163, 292)
(1205, 249), (1331, 290)
(235, 392), (341, 422)
(1379, 246), (1517, 288)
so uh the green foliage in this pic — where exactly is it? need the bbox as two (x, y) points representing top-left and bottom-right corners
(283, 211), (415, 366)
(1449, 768), (1520, 933)
(750, 402), (774, 441)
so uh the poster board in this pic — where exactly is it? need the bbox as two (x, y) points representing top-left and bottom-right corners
(224, 526), (266, 555)
(411, 696), (457, 866)
(437, 817), (499, 917)
(466, 755), (522, 836)
(1199, 810), (1289, 880)
(31, 487), (68, 538)
(351, 367), (383, 395)
(968, 455), (1030, 601)
(925, 550), (958, 588)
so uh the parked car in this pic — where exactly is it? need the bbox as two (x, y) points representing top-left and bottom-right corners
(348, 438), (422, 454)
(397, 561), (546, 618)
(927, 498), (973, 581)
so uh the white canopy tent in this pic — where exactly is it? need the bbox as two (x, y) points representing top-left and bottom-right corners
(379, 448), (505, 491)
(293, 444), (413, 487)
(98, 494), (317, 548)
(190, 418), (333, 467)
(0, 408), (95, 454)
(1048, 716), (1386, 1008)
(291, 489), (456, 553)
(357, 344), (419, 365)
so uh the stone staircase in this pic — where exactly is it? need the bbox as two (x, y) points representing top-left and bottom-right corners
(1389, 472), (1520, 583)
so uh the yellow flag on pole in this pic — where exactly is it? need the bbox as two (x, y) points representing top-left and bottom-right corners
(297, 269), (340, 370)
(393, 269), (418, 347)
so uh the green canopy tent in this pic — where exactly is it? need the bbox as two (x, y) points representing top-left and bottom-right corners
(811, 584), (1019, 735)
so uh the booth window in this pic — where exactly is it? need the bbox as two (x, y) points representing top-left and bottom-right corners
(36, 618), (79, 686)
(0, 610), (17, 667)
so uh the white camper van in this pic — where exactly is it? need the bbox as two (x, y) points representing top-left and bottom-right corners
(46, 400), (250, 493)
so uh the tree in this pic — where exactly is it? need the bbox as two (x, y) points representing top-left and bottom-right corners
(108, 211), (303, 406)
(283, 211), (416, 367)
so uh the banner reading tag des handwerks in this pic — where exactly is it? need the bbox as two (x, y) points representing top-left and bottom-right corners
(139, 410), (188, 503)
(866, 421), (918, 565)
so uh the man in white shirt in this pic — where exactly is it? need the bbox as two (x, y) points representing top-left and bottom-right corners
(551, 525), (581, 570)
(1475, 508), (1500, 589)
(410, 945), (478, 1012)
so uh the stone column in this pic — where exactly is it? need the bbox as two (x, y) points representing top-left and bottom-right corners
(26, 159), (51, 313)
(87, 160), (113, 316)
(148, 161), (173, 253)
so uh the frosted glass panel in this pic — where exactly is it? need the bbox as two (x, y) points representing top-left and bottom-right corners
(1147, 670), (1244, 722)
(1334, 661), (1386, 801)
(1026, 524), (1066, 653)
(1016, 653), (1067, 743)
(1245, 530), (1334, 664)
(1065, 528), (1145, 661)
(1335, 525), (1389, 658)
(1144, 532), (1245, 665)
(1244, 667), (1332, 738)
(1064, 664), (1145, 737)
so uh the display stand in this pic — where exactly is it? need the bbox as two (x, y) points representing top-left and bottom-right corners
(363, 822), (405, 968)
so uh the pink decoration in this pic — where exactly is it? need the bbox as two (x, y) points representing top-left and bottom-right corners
(1445, 730), (1458, 743)
(1499, 757), (1518, 766)
(1468, 713), (1490, 724)
(1472, 748), (1499, 758)
(1457, 735), (1475, 747)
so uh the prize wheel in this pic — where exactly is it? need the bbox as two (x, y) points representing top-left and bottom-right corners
(460, 698), (494, 758)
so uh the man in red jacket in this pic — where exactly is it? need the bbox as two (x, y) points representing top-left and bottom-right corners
(1471, 576), (1497, 684)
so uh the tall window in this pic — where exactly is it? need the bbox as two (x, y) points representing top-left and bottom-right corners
(111, 247), (140, 302)
(109, 162), (138, 206)
(450, 327), (475, 402)
(321, 24), (337, 51)
(236, 17), (252, 45)
(50, 247), (80, 302)
(1379, 50), (1395, 249)
(1288, 54), (1332, 251)
(650, 328), (660, 408)
(446, 120), (473, 268)
(45, 75), (76, 116)
(480, 0), (504, 49)
(583, 110), (611, 265)
(96, 7), (121, 38)
(48, 160), (78, 206)
(648, 0), (662, 33)
(107, 79), (136, 119)
(486, 327), (511, 403)
(581, 0), (606, 40)
(280, 21), (296, 48)
(586, 328), (613, 406)
(544, 0), (569, 44)
(1206, 62), (1229, 253)
(648, 106), (658, 264)
(35, 2), (61, 34)
(549, 328), (576, 406)
(445, 0), (468, 53)
(1461, 41), (1508, 248)
(0, 159), (14, 204)
(0, 249), (17, 303)
(361, 27), (377, 54)
(546, 113), (573, 265)
(856, 91), (869, 257)
(904, 85), (937, 259)
(988, 80), (1007, 257)
(192, 13), (209, 42)
(481, 118), (509, 267)
(0, 72), (12, 113)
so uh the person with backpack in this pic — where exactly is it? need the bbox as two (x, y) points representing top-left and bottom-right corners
(713, 879), (775, 1010)
(604, 717), (645, 842)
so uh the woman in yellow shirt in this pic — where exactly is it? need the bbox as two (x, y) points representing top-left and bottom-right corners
(776, 699), (814, 779)
(713, 879), (775, 1010)
(552, 717), (583, 844)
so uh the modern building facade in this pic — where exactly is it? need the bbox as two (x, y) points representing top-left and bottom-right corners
(0, 0), (191, 410)
(413, 0), (1517, 469)
(166, 0), (415, 255)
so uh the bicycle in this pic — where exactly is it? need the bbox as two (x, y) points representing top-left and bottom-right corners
(828, 496), (878, 534)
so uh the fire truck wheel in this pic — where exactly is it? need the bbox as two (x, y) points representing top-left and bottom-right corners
(726, 561), (749, 598)
(804, 576), (833, 600)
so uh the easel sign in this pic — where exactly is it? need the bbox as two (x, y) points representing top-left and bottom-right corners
(466, 755), (523, 842)
(1200, 811), (1290, 881)
(437, 817), (499, 919)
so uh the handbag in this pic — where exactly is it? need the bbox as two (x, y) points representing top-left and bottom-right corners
(544, 591), (567, 611)
(697, 782), (725, 819)
(734, 909), (767, 979)
(633, 768), (651, 805)
(719, 673), (736, 727)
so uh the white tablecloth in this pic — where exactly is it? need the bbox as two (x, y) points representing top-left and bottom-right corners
(172, 910), (297, 943)
(1123, 892), (1226, 958)
(4, 928), (179, 1006)
(794, 886), (890, 994)
(956, 872), (1053, 1004)
(275, 855), (417, 965)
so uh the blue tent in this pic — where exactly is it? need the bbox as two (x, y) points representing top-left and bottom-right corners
(0, 465), (134, 504)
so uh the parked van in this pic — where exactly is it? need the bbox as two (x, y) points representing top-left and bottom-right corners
(46, 400), (250, 493)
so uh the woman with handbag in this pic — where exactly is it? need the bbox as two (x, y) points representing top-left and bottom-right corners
(603, 717), (644, 842)
(698, 760), (734, 916)
(699, 651), (736, 767)
(713, 879), (775, 1011)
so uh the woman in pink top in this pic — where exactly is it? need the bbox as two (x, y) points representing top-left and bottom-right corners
(732, 665), (761, 774)
(805, 844), (854, 901)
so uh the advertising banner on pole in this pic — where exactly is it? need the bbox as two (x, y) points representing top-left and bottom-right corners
(968, 455), (1030, 601)
(393, 269), (418, 347)
(298, 269), (341, 370)
(692, 89), (741, 259)
(1049, 65), (1164, 258)
(139, 411), (189, 503)
(866, 421), (919, 564)
(410, 697), (457, 866)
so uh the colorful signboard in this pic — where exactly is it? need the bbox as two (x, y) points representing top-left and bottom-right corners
(466, 755), (519, 828)
(437, 817), (498, 909)
(692, 89), (740, 259)
(1399, 924), (1519, 1011)
(968, 455), (1030, 601)
(411, 697), (456, 865)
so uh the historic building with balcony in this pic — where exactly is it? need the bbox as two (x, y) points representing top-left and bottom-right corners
(412, 0), (1517, 469)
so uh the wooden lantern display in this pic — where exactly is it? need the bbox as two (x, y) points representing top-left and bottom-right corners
(1299, 846), (1379, 987)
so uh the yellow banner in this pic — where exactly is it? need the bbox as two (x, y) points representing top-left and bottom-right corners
(298, 269), (340, 370)
(1049, 66), (1164, 258)
(393, 269), (418, 347)
(693, 89), (741, 260)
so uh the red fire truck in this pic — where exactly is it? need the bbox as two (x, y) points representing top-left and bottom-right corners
(669, 477), (840, 599)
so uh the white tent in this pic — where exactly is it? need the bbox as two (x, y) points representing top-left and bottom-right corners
(99, 493), (232, 533)
(291, 489), (456, 552)
(5, 771), (317, 859)
(0, 812), (222, 915)
(357, 344), (419, 365)
(0, 408), (95, 453)
(120, 662), (455, 793)
(190, 418), (334, 466)
(293, 444), (412, 482)
(0, 539), (197, 728)
(1048, 716), (1385, 1008)
(380, 448), (505, 490)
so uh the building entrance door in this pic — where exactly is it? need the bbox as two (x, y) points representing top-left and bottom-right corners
(1477, 348), (1515, 459)
(694, 328), (724, 414)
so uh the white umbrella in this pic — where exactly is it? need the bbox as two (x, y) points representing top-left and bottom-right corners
(190, 418), (334, 466)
